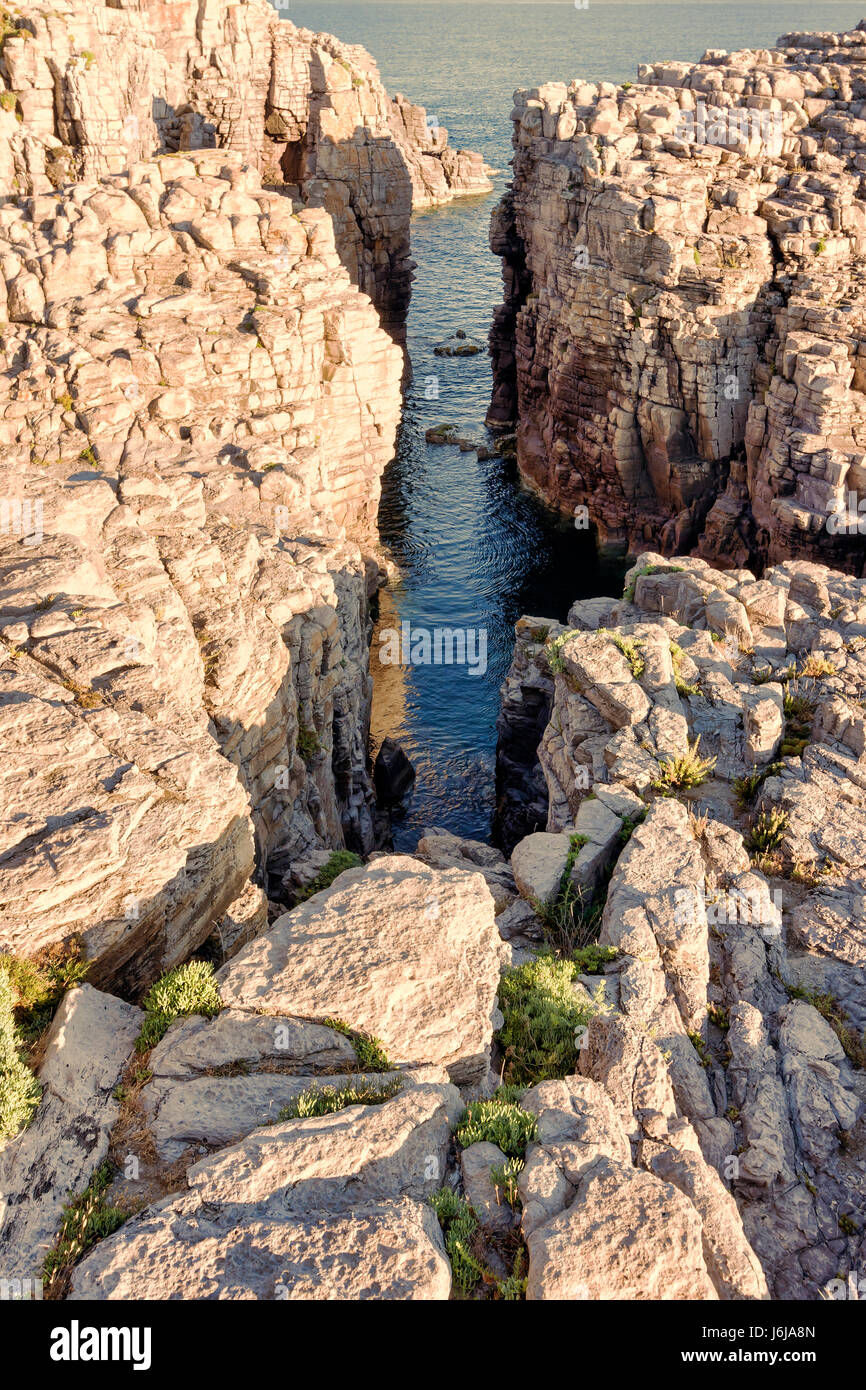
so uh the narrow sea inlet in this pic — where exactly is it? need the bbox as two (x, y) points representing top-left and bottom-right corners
(294, 0), (865, 847)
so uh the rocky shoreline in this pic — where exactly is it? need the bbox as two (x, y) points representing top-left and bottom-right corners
(0, 3), (864, 1304)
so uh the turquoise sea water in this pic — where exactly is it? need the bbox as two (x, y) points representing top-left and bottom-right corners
(291, 2), (866, 845)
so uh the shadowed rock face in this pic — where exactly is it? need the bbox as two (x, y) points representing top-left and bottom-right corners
(0, 0), (490, 325)
(489, 20), (866, 573)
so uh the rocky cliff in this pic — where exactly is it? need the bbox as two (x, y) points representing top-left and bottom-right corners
(0, 0), (490, 995)
(0, 0), (490, 324)
(489, 20), (866, 573)
(497, 552), (866, 1297)
(0, 144), (403, 995)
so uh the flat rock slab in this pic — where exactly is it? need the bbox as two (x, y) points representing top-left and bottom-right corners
(70, 1196), (450, 1301)
(144, 1068), (411, 1162)
(217, 855), (503, 1084)
(71, 1083), (461, 1300)
(0, 985), (141, 1281)
(148, 1010), (356, 1080)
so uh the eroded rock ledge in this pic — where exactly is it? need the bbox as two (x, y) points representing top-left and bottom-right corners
(489, 19), (866, 572)
(0, 0), (491, 323)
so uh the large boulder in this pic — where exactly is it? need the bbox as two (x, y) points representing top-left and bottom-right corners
(217, 856), (505, 1085)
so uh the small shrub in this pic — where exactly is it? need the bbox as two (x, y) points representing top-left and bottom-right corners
(136, 960), (221, 1053)
(490, 1157), (524, 1209)
(707, 1003), (729, 1030)
(455, 1094), (537, 1158)
(652, 736), (716, 791)
(295, 850), (362, 902)
(0, 962), (41, 1143)
(296, 723), (321, 760)
(497, 955), (599, 1086)
(746, 807), (789, 854)
(279, 1075), (402, 1120)
(688, 1031), (711, 1068)
(839, 1214), (859, 1236)
(571, 943), (617, 974)
(429, 1188), (481, 1293)
(496, 1250), (528, 1300)
(733, 762), (781, 809)
(43, 1161), (126, 1288)
(323, 1016), (391, 1070)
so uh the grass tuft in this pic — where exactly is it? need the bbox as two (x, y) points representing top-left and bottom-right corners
(43, 1161), (126, 1292)
(280, 1075), (402, 1120)
(652, 736), (716, 791)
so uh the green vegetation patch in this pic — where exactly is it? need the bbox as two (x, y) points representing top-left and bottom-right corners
(746, 807), (789, 854)
(490, 1157), (524, 1209)
(323, 1016), (391, 1070)
(296, 722), (321, 760)
(455, 1092), (537, 1158)
(278, 1075), (402, 1120)
(781, 688), (815, 758)
(429, 1188), (482, 1293)
(0, 961), (42, 1143)
(0, 941), (89, 1047)
(136, 960), (222, 1053)
(497, 955), (599, 1086)
(295, 850), (362, 902)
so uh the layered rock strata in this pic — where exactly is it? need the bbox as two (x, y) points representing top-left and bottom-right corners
(0, 0), (490, 323)
(489, 20), (866, 572)
(0, 144), (403, 992)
